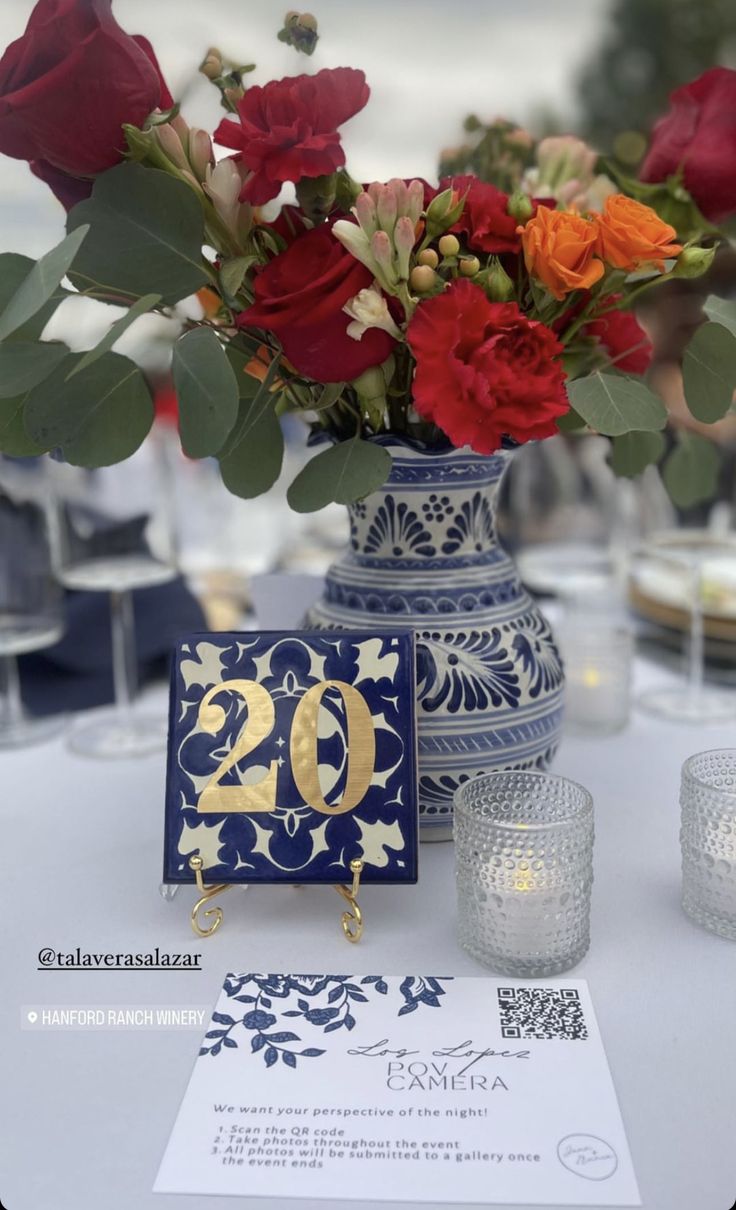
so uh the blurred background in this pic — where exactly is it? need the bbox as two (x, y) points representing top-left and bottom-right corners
(3, 0), (736, 253)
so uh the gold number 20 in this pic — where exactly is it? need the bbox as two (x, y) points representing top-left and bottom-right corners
(196, 678), (375, 816)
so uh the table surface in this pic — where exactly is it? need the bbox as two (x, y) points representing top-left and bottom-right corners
(2, 649), (735, 1210)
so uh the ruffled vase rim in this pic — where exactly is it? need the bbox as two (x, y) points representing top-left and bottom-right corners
(308, 430), (519, 458)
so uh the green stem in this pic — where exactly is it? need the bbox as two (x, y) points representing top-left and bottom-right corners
(612, 272), (675, 312)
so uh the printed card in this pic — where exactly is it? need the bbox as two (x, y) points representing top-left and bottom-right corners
(155, 972), (640, 1206)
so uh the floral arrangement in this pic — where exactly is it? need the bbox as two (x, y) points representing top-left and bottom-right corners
(0, 1), (734, 511)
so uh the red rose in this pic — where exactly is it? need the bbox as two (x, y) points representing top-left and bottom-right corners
(0, 0), (171, 204)
(30, 158), (97, 208)
(406, 279), (569, 454)
(584, 299), (652, 376)
(640, 68), (736, 223)
(237, 225), (395, 382)
(214, 67), (369, 206)
(440, 174), (520, 254)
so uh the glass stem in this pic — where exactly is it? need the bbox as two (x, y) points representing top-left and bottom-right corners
(110, 589), (137, 716)
(1, 653), (25, 727)
(687, 561), (705, 710)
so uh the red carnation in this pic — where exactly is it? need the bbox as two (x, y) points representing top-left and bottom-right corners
(237, 224), (395, 382)
(215, 67), (369, 206)
(0, 0), (171, 207)
(407, 279), (569, 454)
(585, 299), (652, 376)
(640, 68), (736, 223)
(441, 174), (522, 254)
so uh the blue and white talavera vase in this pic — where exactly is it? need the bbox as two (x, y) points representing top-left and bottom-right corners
(307, 438), (565, 841)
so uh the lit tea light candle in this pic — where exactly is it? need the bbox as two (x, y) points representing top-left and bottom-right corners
(454, 771), (595, 977)
(559, 623), (633, 735)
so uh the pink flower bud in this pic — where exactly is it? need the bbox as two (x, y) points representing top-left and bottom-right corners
(390, 177), (409, 215)
(535, 135), (597, 197)
(406, 179), (425, 225)
(188, 128), (214, 182)
(354, 190), (377, 235)
(394, 216), (416, 279)
(376, 184), (398, 233)
(370, 229), (396, 281)
(155, 123), (189, 171)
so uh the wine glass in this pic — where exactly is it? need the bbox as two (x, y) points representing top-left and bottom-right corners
(633, 529), (736, 723)
(0, 460), (66, 747)
(47, 433), (178, 758)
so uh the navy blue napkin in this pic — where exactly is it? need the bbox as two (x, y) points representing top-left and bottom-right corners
(19, 578), (206, 715)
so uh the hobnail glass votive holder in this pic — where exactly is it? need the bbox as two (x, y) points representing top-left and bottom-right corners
(681, 749), (736, 940)
(454, 770), (594, 977)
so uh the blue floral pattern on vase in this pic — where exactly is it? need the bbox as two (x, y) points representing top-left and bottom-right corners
(363, 495), (435, 559)
(441, 492), (494, 555)
(416, 628), (521, 712)
(199, 973), (453, 1068)
(307, 438), (565, 838)
(509, 611), (564, 700)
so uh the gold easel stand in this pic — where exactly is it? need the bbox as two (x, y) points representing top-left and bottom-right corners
(188, 855), (365, 943)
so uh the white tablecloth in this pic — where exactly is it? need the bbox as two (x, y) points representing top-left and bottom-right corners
(2, 649), (735, 1210)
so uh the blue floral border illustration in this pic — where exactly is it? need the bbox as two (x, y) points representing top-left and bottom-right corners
(199, 974), (454, 1069)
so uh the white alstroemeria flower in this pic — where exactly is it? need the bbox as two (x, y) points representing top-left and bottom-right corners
(343, 283), (402, 343)
(333, 218), (376, 271)
(204, 158), (241, 228)
(570, 173), (618, 213)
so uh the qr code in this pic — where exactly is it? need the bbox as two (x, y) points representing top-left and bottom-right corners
(497, 987), (588, 1040)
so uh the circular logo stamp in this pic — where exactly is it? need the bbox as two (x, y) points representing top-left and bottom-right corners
(557, 1134), (618, 1181)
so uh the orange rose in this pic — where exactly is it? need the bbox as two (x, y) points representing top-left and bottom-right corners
(520, 206), (604, 300)
(595, 195), (682, 271)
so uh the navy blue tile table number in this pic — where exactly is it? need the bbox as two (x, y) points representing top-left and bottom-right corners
(163, 631), (418, 887)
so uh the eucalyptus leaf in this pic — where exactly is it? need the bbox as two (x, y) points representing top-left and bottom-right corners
(219, 256), (258, 301)
(0, 393), (47, 456)
(556, 406), (587, 433)
(312, 382), (346, 411)
(226, 343), (276, 400)
(67, 164), (209, 305)
(610, 431), (666, 478)
(172, 327), (240, 458)
(24, 351), (154, 467)
(662, 434), (720, 509)
(287, 436), (391, 513)
(682, 321), (736, 424)
(0, 253), (67, 341)
(218, 391), (284, 499)
(566, 372), (667, 436)
(0, 226), (88, 343)
(703, 295), (736, 338)
(67, 293), (161, 378)
(0, 341), (68, 398)
(218, 354), (284, 497)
